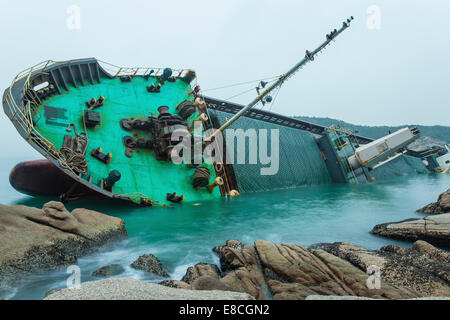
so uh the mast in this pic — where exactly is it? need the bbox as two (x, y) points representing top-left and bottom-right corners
(205, 16), (354, 142)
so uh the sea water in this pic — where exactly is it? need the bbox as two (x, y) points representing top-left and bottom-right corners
(0, 157), (449, 300)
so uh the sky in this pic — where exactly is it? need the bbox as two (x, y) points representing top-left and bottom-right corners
(0, 0), (449, 158)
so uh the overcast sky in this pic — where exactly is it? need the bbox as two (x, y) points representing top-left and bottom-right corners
(0, 0), (449, 158)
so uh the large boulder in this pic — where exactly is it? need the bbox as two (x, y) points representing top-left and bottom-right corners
(371, 214), (450, 247)
(255, 240), (417, 300)
(43, 278), (254, 300)
(130, 254), (169, 277)
(0, 201), (127, 286)
(181, 263), (221, 284)
(213, 240), (268, 300)
(158, 239), (450, 300)
(417, 189), (450, 214)
(206, 240), (421, 300)
(316, 241), (450, 297)
(191, 275), (234, 291)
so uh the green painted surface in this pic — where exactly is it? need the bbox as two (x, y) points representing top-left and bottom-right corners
(33, 76), (220, 205)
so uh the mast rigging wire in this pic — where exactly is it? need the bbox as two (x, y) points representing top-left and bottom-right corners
(202, 75), (281, 92)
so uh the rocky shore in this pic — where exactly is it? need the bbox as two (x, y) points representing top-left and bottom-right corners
(370, 189), (450, 247)
(156, 239), (450, 300)
(315, 240), (450, 297)
(417, 189), (450, 214)
(0, 201), (127, 286)
(371, 214), (450, 247)
(41, 238), (450, 300)
(44, 278), (253, 300)
(2, 188), (450, 300)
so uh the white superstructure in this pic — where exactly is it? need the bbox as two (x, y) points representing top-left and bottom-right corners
(436, 145), (450, 170)
(347, 127), (420, 170)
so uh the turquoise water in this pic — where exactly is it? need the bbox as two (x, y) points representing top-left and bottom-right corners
(0, 157), (449, 300)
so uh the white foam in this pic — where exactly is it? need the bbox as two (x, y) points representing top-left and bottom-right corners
(0, 285), (18, 300)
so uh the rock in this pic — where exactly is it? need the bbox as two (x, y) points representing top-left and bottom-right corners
(412, 240), (450, 262)
(207, 240), (420, 300)
(179, 239), (450, 300)
(130, 254), (169, 277)
(305, 295), (450, 300)
(213, 240), (267, 300)
(159, 280), (191, 290)
(267, 281), (317, 300)
(255, 240), (417, 300)
(43, 288), (61, 298)
(191, 275), (234, 291)
(0, 202), (127, 286)
(417, 189), (450, 214)
(312, 242), (388, 271)
(212, 239), (247, 272)
(43, 278), (254, 300)
(318, 241), (450, 297)
(212, 239), (244, 255)
(181, 263), (221, 284)
(371, 214), (450, 247)
(92, 264), (125, 277)
(306, 295), (383, 300)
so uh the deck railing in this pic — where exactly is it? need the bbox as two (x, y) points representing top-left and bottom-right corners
(5, 60), (62, 165)
(97, 60), (193, 80)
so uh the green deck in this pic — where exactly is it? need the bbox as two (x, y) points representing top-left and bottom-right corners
(33, 76), (220, 205)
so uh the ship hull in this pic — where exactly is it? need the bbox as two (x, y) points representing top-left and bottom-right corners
(3, 59), (429, 204)
(10, 159), (97, 198)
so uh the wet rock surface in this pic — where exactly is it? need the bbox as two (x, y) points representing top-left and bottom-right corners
(181, 263), (221, 284)
(130, 254), (169, 277)
(316, 241), (450, 297)
(175, 239), (450, 300)
(43, 288), (61, 298)
(191, 275), (235, 291)
(92, 264), (125, 277)
(256, 240), (417, 300)
(158, 280), (191, 290)
(212, 240), (267, 299)
(0, 201), (127, 286)
(371, 214), (450, 247)
(417, 189), (450, 214)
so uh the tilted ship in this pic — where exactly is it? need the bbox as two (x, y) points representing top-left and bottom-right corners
(3, 17), (430, 206)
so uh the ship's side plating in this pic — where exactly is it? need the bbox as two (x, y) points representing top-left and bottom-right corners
(205, 98), (429, 191)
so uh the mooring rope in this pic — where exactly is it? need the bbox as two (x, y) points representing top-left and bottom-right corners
(58, 146), (88, 175)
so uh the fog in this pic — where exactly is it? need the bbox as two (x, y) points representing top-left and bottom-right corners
(1, 0), (448, 158)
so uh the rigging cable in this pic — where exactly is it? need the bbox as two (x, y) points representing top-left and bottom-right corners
(202, 75), (281, 92)
(223, 87), (259, 102)
(221, 77), (279, 103)
(268, 85), (282, 112)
